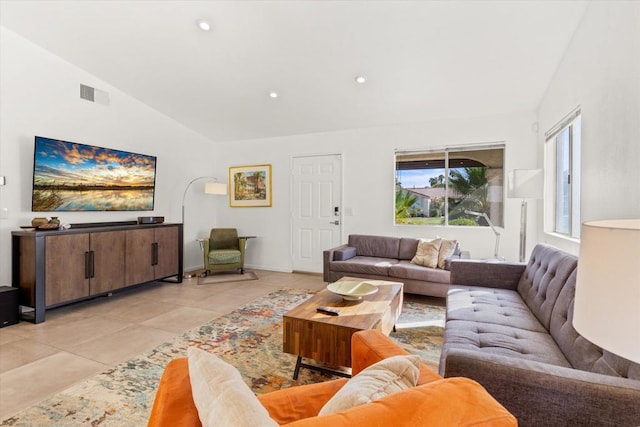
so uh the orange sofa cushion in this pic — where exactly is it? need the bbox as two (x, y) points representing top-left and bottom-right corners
(285, 377), (516, 427)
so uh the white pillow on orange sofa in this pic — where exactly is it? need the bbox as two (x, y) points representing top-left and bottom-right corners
(318, 354), (421, 415)
(187, 347), (277, 427)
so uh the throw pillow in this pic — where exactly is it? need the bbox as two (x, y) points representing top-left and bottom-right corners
(187, 347), (277, 427)
(437, 239), (459, 269)
(318, 355), (421, 415)
(410, 238), (442, 268)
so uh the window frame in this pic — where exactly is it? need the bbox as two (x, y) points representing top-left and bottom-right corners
(544, 108), (581, 240)
(394, 143), (505, 227)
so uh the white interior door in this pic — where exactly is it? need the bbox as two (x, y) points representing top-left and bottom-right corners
(291, 154), (342, 273)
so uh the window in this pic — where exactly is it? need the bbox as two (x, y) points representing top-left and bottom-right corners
(545, 109), (581, 238)
(394, 144), (505, 227)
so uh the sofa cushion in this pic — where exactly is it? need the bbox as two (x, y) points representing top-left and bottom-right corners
(398, 238), (420, 260)
(517, 244), (578, 330)
(330, 256), (397, 276)
(442, 319), (572, 367)
(447, 286), (548, 333)
(438, 239), (459, 269)
(187, 347), (277, 427)
(411, 238), (442, 268)
(319, 355), (421, 415)
(389, 261), (450, 284)
(348, 234), (400, 259)
(208, 249), (241, 264)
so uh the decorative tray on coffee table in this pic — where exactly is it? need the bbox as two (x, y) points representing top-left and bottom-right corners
(327, 280), (378, 301)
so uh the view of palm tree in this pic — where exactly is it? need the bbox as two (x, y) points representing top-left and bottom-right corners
(395, 166), (496, 226)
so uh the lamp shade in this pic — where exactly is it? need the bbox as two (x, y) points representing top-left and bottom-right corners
(204, 182), (227, 195)
(574, 219), (640, 363)
(507, 169), (543, 199)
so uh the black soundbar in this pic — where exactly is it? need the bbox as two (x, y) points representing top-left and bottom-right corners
(69, 220), (138, 229)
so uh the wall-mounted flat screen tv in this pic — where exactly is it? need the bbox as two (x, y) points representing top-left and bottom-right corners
(32, 136), (157, 211)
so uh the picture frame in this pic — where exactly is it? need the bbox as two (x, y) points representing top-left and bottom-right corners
(229, 164), (272, 207)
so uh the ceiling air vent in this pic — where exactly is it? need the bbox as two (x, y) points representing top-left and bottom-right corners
(80, 84), (110, 106)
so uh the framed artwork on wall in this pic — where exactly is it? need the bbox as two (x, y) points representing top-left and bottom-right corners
(229, 164), (272, 207)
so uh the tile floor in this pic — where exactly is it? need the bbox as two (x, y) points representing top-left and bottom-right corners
(0, 270), (328, 420)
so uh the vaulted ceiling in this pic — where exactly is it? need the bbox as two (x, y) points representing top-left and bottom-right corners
(0, 1), (587, 142)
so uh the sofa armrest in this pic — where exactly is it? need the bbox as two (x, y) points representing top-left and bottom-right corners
(351, 330), (441, 385)
(148, 358), (201, 427)
(442, 348), (640, 426)
(449, 259), (526, 290)
(257, 379), (348, 425)
(323, 244), (351, 282)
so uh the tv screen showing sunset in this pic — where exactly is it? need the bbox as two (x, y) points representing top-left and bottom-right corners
(32, 136), (157, 211)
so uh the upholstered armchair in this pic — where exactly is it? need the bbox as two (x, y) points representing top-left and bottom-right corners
(201, 228), (246, 276)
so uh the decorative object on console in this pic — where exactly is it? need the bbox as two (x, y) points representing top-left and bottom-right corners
(31, 217), (48, 227)
(507, 169), (543, 262)
(138, 216), (164, 224)
(574, 219), (640, 363)
(229, 164), (272, 207)
(465, 210), (502, 260)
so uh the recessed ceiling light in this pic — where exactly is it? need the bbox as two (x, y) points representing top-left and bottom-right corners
(269, 91), (279, 99)
(354, 75), (367, 84)
(196, 20), (211, 31)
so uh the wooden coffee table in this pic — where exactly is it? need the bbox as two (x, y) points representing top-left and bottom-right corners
(283, 277), (403, 379)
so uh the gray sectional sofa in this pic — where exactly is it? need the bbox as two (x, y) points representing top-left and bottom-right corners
(323, 234), (463, 297)
(440, 244), (640, 426)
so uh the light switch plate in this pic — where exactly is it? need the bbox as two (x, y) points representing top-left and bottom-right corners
(0, 176), (5, 186)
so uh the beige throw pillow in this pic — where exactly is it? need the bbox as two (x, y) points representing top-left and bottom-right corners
(318, 355), (421, 415)
(438, 239), (459, 269)
(411, 238), (442, 268)
(187, 347), (277, 427)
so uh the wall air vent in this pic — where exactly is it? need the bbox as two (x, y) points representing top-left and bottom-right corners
(80, 84), (110, 106)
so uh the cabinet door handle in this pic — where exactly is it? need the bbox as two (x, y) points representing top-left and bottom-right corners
(90, 250), (95, 278)
(85, 251), (91, 279)
(152, 242), (159, 266)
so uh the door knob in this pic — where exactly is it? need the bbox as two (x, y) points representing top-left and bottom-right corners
(329, 220), (340, 225)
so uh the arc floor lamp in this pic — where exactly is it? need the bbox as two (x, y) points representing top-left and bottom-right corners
(181, 176), (227, 224)
(181, 177), (227, 279)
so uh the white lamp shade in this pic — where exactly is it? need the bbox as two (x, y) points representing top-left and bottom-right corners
(574, 219), (640, 363)
(507, 169), (543, 199)
(204, 182), (227, 195)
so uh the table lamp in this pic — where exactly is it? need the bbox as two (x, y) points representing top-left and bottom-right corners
(507, 169), (543, 262)
(574, 219), (640, 363)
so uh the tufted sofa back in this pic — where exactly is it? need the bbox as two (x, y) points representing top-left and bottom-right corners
(550, 268), (640, 379)
(516, 244), (578, 331)
(520, 244), (640, 379)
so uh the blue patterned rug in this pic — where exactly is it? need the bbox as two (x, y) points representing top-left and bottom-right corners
(0, 289), (444, 426)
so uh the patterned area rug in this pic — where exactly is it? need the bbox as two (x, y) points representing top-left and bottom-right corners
(0, 289), (444, 426)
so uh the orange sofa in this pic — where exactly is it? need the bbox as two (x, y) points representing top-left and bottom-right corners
(148, 330), (516, 426)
